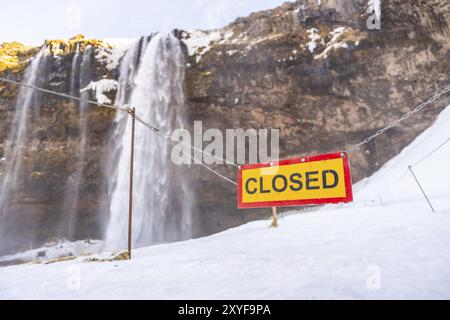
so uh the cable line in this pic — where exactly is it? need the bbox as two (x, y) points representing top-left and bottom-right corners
(0, 76), (238, 185)
(0, 76), (129, 113)
(410, 138), (450, 167)
(396, 137), (450, 182)
(2, 76), (450, 187)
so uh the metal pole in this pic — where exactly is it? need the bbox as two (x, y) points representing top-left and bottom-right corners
(128, 107), (136, 259)
(271, 207), (278, 228)
(408, 165), (435, 213)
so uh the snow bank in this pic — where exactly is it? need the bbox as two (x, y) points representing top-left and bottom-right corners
(0, 201), (449, 299)
(0, 239), (102, 265)
(1, 106), (449, 299)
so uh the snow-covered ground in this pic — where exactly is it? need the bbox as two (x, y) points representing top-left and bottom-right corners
(1, 106), (450, 299)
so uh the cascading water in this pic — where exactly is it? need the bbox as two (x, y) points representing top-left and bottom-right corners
(100, 36), (152, 233)
(0, 47), (50, 253)
(69, 44), (81, 96)
(60, 46), (94, 238)
(0, 43), (98, 256)
(104, 33), (193, 251)
(0, 34), (193, 257)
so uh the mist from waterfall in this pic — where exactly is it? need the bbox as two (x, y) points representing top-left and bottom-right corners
(104, 33), (193, 251)
(0, 47), (49, 253)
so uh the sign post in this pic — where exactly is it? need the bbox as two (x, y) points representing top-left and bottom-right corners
(238, 152), (353, 209)
(271, 207), (278, 228)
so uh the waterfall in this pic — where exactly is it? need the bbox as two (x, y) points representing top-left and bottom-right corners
(104, 33), (193, 251)
(60, 46), (94, 238)
(70, 44), (81, 96)
(0, 47), (49, 253)
(0, 48), (48, 212)
(100, 36), (152, 235)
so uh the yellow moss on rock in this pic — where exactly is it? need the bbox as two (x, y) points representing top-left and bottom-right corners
(45, 34), (112, 56)
(43, 256), (77, 264)
(84, 251), (130, 263)
(341, 28), (368, 46)
(1, 35), (112, 74)
(0, 41), (38, 73)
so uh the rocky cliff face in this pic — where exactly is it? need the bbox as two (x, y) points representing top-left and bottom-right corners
(1, 0), (450, 253)
(0, 36), (118, 254)
(181, 0), (450, 235)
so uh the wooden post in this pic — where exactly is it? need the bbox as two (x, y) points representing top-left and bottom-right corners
(271, 207), (278, 228)
(408, 165), (435, 213)
(128, 107), (136, 259)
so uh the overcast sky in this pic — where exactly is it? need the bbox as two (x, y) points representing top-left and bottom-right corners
(0, 0), (291, 45)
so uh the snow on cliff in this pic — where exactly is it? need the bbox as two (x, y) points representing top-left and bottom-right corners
(81, 79), (118, 104)
(0, 106), (449, 299)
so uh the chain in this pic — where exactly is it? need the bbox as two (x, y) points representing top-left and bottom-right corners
(0, 77), (130, 113)
(133, 113), (238, 185)
(3, 76), (450, 185)
(0, 76), (238, 186)
(0, 77), (238, 168)
(133, 112), (238, 167)
(346, 84), (450, 152)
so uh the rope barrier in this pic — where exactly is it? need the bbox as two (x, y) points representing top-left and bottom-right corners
(2, 75), (450, 187)
(410, 138), (450, 167)
(133, 113), (238, 185)
(0, 76), (238, 186)
(271, 84), (450, 160)
(0, 77), (129, 113)
(397, 137), (450, 182)
(133, 112), (238, 167)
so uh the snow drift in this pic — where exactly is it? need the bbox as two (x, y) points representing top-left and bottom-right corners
(0, 105), (449, 299)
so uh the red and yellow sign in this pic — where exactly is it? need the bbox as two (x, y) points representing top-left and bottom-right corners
(238, 152), (353, 209)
